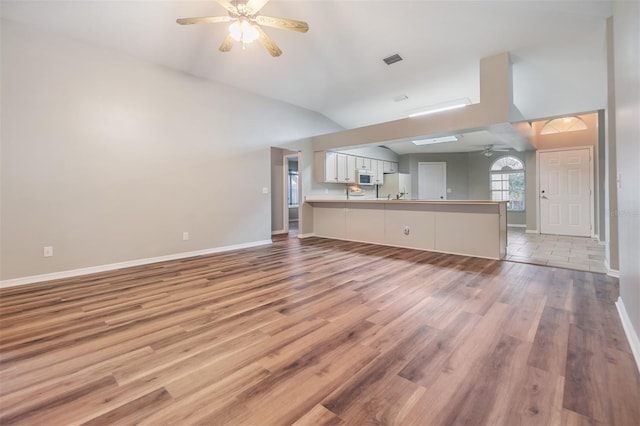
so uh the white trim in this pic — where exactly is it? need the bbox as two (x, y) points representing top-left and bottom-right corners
(297, 233), (316, 239)
(507, 224), (526, 228)
(616, 297), (640, 374)
(604, 259), (620, 277)
(271, 229), (287, 235)
(525, 229), (539, 234)
(0, 240), (272, 289)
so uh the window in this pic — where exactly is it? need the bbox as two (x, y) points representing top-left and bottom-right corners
(490, 156), (525, 211)
(540, 115), (587, 135)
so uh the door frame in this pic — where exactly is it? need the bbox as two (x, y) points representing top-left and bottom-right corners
(418, 162), (447, 200)
(535, 146), (595, 237)
(282, 152), (301, 234)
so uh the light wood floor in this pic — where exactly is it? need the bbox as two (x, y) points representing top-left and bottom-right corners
(1, 236), (639, 425)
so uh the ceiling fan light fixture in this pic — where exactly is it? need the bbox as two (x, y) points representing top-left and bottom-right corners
(229, 19), (259, 43)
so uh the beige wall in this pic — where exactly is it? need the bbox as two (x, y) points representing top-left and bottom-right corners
(405, 153), (469, 201)
(0, 20), (340, 281)
(612, 2), (640, 349)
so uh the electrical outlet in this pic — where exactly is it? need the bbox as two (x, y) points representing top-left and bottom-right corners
(182, 232), (189, 241)
(43, 246), (53, 257)
(262, 187), (269, 194)
(403, 226), (410, 236)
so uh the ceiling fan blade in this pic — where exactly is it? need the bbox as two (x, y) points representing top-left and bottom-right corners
(245, 0), (271, 14)
(213, 0), (239, 14)
(176, 16), (233, 25)
(219, 34), (235, 52)
(256, 26), (282, 57)
(255, 15), (309, 33)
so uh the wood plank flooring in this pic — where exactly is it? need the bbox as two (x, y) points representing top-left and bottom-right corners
(1, 236), (639, 425)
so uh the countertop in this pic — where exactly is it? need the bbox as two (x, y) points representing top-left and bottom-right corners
(304, 198), (507, 205)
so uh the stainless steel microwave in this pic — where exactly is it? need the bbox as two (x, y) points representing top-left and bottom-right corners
(357, 170), (375, 185)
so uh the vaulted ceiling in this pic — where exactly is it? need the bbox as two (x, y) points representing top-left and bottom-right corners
(1, 1), (611, 139)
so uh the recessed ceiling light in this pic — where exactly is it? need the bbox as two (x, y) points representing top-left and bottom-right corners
(412, 135), (459, 145)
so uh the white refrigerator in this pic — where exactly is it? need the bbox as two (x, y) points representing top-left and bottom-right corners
(378, 173), (411, 200)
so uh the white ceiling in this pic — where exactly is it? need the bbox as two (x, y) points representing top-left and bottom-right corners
(1, 0), (612, 153)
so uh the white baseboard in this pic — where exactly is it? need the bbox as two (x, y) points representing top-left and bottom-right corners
(525, 229), (539, 234)
(297, 233), (315, 239)
(507, 224), (526, 228)
(271, 229), (287, 235)
(604, 260), (620, 278)
(0, 240), (272, 289)
(616, 297), (640, 374)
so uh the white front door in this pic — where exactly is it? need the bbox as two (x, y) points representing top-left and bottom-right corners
(539, 148), (592, 237)
(418, 162), (446, 200)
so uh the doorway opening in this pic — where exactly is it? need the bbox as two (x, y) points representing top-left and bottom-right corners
(284, 154), (299, 236)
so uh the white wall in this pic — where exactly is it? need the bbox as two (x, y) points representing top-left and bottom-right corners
(613, 2), (640, 351)
(0, 20), (340, 281)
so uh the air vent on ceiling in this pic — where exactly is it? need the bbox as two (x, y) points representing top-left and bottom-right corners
(383, 54), (403, 65)
(393, 95), (409, 102)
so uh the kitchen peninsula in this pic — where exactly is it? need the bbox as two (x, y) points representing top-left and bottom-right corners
(305, 199), (507, 260)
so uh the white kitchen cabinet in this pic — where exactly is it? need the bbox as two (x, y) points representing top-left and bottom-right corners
(373, 160), (384, 185)
(383, 161), (398, 174)
(314, 151), (339, 183)
(316, 151), (396, 183)
(347, 155), (357, 182)
(355, 157), (373, 171)
(337, 153), (356, 183)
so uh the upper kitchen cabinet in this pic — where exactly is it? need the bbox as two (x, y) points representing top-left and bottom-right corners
(337, 153), (357, 183)
(315, 151), (339, 183)
(355, 157), (373, 171)
(383, 161), (398, 174)
(314, 151), (356, 183)
(373, 160), (384, 185)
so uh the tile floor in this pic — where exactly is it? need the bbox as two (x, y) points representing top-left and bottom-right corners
(506, 227), (607, 273)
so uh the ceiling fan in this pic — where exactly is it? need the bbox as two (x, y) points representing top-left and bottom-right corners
(481, 145), (511, 157)
(176, 0), (309, 57)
